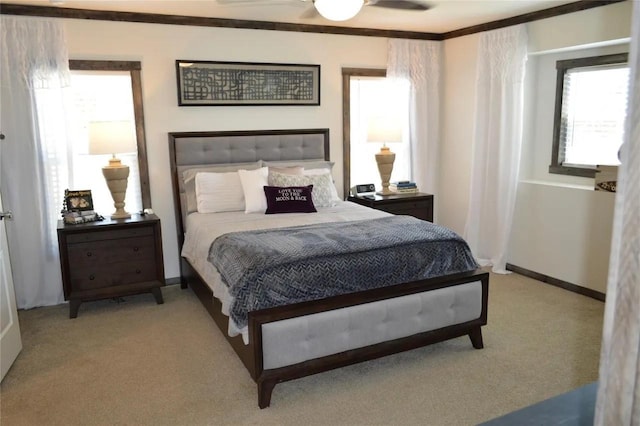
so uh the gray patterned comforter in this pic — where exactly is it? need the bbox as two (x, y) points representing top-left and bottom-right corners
(208, 216), (478, 330)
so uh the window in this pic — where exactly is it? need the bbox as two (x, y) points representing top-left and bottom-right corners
(550, 53), (629, 177)
(342, 68), (411, 196)
(66, 70), (142, 215)
(68, 60), (151, 210)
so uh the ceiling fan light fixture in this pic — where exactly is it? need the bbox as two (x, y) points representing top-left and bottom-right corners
(314, 0), (364, 21)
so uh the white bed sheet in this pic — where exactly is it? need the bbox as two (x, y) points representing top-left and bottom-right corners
(181, 200), (391, 343)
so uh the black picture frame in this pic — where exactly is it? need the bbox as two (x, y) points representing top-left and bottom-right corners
(176, 60), (321, 106)
(65, 189), (94, 212)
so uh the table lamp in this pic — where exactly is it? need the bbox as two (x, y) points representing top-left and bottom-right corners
(88, 120), (136, 219)
(367, 116), (402, 195)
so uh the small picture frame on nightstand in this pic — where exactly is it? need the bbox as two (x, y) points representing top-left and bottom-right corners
(65, 189), (94, 212)
(62, 189), (102, 225)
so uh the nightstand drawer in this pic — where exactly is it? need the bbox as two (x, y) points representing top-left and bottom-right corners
(67, 236), (155, 266)
(66, 227), (154, 244)
(380, 200), (430, 215)
(70, 260), (158, 291)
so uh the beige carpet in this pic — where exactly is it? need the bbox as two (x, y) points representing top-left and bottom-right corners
(0, 271), (604, 426)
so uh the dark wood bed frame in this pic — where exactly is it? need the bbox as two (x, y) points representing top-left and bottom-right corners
(169, 128), (489, 408)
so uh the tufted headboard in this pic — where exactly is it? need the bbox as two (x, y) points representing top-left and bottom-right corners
(168, 128), (330, 249)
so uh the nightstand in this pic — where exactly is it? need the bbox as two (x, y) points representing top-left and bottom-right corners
(347, 192), (434, 222)
(57, 213), (165, 318)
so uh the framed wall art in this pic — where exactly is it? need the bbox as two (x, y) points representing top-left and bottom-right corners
(176, 60), (320, 106)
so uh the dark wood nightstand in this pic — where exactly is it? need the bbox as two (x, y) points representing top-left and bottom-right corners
(57, 213), (165, 318)
(347, 192), (434, 222)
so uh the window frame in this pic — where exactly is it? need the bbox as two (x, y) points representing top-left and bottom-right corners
(341, 67), (387, 197)
(68, 59), (152, 209)
(549, 52), (628, 178)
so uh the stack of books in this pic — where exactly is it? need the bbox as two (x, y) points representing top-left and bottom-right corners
(390, 181), (418, 193)
(62, 210), (101, 225)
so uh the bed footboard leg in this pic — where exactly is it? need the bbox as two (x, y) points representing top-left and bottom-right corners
(468, 327), (484, 349)
(258, 379), (277, 409)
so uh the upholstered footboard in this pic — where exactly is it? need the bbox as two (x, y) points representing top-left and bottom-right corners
(182, 259), (488, 408)
(249, 270), (489, 408)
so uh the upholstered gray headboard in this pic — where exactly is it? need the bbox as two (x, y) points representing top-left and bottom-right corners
(169, 128), (330, 248)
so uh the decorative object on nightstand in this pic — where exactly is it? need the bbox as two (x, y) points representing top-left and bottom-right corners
(367, 115), (402, 196)
(61, 189), (103, 224)
(89, 120), (136, 219)
(390, 181), (418, 193)
(56, 213), (165, 318)
(350, 183), (376, 196)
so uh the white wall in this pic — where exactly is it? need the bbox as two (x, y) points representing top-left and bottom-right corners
(511, 40), (629, 294)
(527, 1), (632, 53)
(510, 182), (616, 293)
(63, 19), (388, 279)
(440, 1), (632, 294)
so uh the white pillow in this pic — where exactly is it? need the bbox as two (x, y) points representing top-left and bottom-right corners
(269, 171), (338, 207)
(182, 161), (262, 214)
(195, 172), (245, 213)
(238, 167), (269, 213)
(303, 168), (341, 203)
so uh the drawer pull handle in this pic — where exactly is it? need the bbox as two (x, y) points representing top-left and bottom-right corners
(133, 247), (139, 252)
(89, 274), (95, 280)
(87, 252), (92, 257)
(135, 269), (141, 274)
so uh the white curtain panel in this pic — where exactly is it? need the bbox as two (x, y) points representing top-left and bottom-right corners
(0, 16), (69, 308)
(595, 1), (640, 423)
(387, 39), (442, 202)
(463, 25), (528, 273)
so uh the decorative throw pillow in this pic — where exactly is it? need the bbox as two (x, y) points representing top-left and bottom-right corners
(302, 168), (341, 203)
(238, 167), (269, 213)
(195, 171), (245, 213)
(264, 185), (317, 214)
(269, 172), (337, 207)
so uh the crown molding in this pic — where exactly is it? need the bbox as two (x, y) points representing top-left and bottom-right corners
(442, 0), (626, 39)
(0, 3), (442, 40)
(0, 0), (626, 40)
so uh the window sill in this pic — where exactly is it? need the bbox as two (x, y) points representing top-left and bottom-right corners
(548, 165), (597, 178)
(520, 179), (594, 191)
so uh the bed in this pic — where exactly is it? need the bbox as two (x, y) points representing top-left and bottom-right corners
(169, 128), (489, 408)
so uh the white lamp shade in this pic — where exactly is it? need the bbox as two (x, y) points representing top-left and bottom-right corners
(367, 116), (402, 144)
(314, 0), (363, 21)
(88, 120), (137, 156)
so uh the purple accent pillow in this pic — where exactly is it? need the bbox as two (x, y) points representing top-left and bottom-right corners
(264, 185), (317, 214)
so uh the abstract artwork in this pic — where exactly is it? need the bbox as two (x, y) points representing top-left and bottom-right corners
(176, 60), (320, 106)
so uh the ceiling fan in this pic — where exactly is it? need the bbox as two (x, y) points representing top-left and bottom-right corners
(217, 0), (430, 22)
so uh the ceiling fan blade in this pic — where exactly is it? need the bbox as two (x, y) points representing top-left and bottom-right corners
(216, 0), (293, 5)
(300, 5), (319, 19)
(368, 0), (429, 11)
